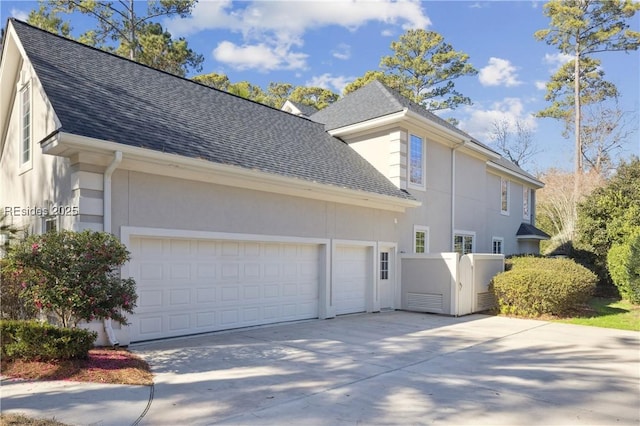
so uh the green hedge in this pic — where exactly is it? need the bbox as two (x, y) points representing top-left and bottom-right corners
(607, 230), (640, 304)
(0, 320), (97, 361)
(491, 257), (597, 317)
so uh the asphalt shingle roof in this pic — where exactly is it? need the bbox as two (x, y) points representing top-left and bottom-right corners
(287, 101), (318, 117)
(311, 80), (542, 186)
(10, 20), (414, 202)
(311, 80), (498, 152)
(517, 223), (551, 239)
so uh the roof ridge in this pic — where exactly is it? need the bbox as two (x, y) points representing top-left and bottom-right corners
(8, 18), (321, 125)
(373, 80), (406, 111)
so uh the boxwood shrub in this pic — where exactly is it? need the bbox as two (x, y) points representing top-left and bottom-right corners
(490, 257), (597, 317)
(0, 320), (97, 361)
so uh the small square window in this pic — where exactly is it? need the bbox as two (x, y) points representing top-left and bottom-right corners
(454, 233), (474, 255)
(43, 216), (57, 233)
(414, 226), (429, 253)
(492, 238), (504, 254)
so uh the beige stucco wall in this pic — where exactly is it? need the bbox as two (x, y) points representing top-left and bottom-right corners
(338, 122), (541, 256)
(111, 170), (403, 244)
(0, 60), (74, 233)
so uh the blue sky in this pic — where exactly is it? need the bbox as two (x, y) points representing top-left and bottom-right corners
(2, 0), (639, 174)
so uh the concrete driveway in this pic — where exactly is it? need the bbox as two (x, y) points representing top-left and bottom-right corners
(130, 311), (639, 425)
(1, 311), (638, 425)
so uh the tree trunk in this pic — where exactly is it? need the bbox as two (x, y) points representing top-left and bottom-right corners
(572, 40), (582, 243)
(129, 0), (135, 60)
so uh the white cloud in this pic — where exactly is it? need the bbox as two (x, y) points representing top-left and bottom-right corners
(381, 29), (395, 37)
(10, 8), (29, 21)
(168, 0), (430, 36)
(332, 43), (351, 60)
(306, 73), (355, 93)
(535, 80), (547, 90)
(213, 41), (308, 71)
(458, 98), (538, 142)
(543, 52), (573, 72)
(479, 57), (522, 87)
(165, 0), (430, 71)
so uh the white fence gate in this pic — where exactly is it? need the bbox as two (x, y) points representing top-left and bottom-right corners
(401, 253), (504, 316)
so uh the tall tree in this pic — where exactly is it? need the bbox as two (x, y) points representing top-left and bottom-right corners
(379, 29), (477, 111)
(535, 0), (640, 176)
(115, 22), (203, 76)
(489, 118), (538, 169)
(192, 72), (231, 91)
(536, 168), (604, 253)
(536, 57), (619, 123)
(343, 71), (393, 96)
(580, 98), (638, 176)
(289, 86), (339, 110)
(265, 82), (294, 109)
(27, 1), (71, 37)
(31, 0), (202, 76)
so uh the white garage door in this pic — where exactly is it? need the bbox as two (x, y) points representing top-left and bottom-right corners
(333, 245), (369, 315)
(129, 237), (320, 342)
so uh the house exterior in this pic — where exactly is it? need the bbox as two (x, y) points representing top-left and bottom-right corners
(0, 20), (548, 345)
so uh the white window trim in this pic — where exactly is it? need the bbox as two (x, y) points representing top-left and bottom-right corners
(18, 80), (33, 174)
(492, 237), (504, 254)
(500, 178), (510, 216)
(413, 225), (430, 254)
(523, 187), (531, 221)
(42, 215), (59, 234)
(407, 133), (426, 190)
(453, 230), (476, 255)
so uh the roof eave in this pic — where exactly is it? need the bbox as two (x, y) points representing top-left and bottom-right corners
(487, 161), (544, 189)
(43, 132), (421, 213)
(516, 235), (550, 241)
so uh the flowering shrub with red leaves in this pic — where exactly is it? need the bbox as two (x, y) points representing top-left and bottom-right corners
(6, 230), (137, 328)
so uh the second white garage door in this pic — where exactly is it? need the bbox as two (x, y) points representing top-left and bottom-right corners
(128, 237), (320, 342)
(333, 245), (370, 315)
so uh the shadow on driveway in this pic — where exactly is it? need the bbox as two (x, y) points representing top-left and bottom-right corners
(131, 311), (640, 425)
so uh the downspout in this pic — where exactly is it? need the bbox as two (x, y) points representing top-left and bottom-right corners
(451, 141), (466, 250)
(103, 151), (122, 347)
(451, 141), (465, 317)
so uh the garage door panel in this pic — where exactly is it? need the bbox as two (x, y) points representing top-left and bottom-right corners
(130, 237), (320, 341)
(196, 287), (215, 303)
(334, 246), (369, 315)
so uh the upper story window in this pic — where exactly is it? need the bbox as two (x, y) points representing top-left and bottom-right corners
(500, 178), (510, 215)
(414, 225), (429, 254)
(408, 134), (425, 189)
(20, 83), (32, 167)
(523, 187), (531, 220)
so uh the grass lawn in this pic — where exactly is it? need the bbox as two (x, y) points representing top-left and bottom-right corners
(555, 298), (640, 331)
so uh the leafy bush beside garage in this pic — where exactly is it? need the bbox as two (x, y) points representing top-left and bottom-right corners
(1, 320), (96, 361)
(491, 257), (597, 317)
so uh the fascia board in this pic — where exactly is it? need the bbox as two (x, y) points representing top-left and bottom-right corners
(326, 111), (406, 137)
(44, 132), (421, 212)
(516, 235), (549, 241)
(404, 109), (501, 160)
(487, 161), (544, 189)
(0, 24), (22, 158)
